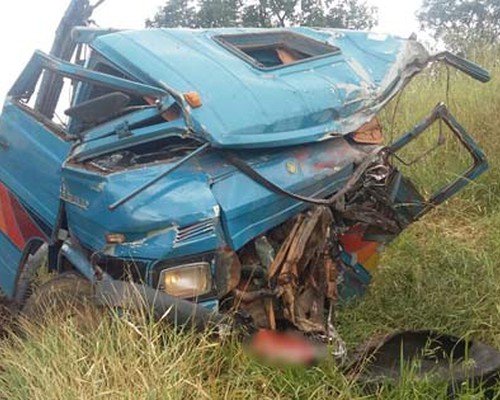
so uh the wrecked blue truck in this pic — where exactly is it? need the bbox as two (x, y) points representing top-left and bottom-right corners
(0, 1), (490, 341)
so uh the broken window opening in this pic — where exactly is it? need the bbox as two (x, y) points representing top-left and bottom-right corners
(13, 54), (160, 138)
(391, 121), (473, 200)
(71, 59), (180, 134)
(215, 31), (340, 69)
(15, 73), (72, 140)
(70, 61), (153, 132)
(84, 136), (202, 173)
(86, 62), (146, 106)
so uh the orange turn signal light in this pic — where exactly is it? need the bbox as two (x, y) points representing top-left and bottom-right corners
(184, 91), (203, 108)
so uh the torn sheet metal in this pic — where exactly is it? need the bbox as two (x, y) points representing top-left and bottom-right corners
(88, 28), (431, 148)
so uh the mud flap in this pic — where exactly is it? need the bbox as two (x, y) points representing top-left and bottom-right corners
(388, 103), (488, 223)
(347, 330), (500, 398)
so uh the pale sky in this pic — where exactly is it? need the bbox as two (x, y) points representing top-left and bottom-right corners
(0, 0), (423, 100)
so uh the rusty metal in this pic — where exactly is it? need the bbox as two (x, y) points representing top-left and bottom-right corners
(214, 248), (242, 297)
(233, 206), (339, 335)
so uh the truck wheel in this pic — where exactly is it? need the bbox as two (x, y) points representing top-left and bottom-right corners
(22, 272), (101, 329)
(14, 243), (48, 307)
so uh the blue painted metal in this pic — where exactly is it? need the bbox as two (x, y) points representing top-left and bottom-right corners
(338, 251), (372, 301)
(61, 137), (367, 257)
(59, 241), (97, 283)
(109, 142), (210, 210)
(9, 51), (168, 100)
(0, 234), (22, 298)
(80, 97), (177, 142)
(0, 20), (491, 310)
(89, 28), (432, 149)
(0, 102), (70, 228)
(431, 51), (491, 83)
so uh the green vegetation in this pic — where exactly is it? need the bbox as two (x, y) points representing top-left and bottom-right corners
(0, 47), (498, 399)
(146, 0), (377, 30)
(418, 0), (500, 52)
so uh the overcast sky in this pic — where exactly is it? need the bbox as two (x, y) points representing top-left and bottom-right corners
(0, 0), (423, 100)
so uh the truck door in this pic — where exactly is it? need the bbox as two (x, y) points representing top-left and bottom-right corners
(0, 57), (72, 297)
(388, 103), (488, 225)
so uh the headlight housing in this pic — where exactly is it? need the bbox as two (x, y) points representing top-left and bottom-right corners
(159, 262), (212, 299)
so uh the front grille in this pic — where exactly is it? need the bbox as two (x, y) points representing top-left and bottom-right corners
(173, 219), (216, 247)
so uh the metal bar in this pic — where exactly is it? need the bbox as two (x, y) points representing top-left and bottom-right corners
(35, 51), (168, 98)
(80, 107), (163, 142)
(109, 143), (210, 211)
(432, 51), (491, 83)
(35, 0), (94, 118)
(72, 27), (121, 44)
(59, 241), (97, 282)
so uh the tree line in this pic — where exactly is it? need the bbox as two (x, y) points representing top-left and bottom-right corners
(146, 0), (378, 30)
(147, 0), (500, 52)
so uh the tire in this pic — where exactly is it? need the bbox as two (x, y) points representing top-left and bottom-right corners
(22, 272), (102, 329)
(14, 243), (48, 307)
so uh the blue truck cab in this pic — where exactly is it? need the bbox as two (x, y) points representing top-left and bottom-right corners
(0, 1), (490, 337)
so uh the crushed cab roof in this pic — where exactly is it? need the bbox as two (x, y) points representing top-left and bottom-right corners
(89, 27), (430, 148)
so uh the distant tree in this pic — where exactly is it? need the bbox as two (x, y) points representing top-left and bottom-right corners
(197, 0), (242, 27)
(418, 0), (500, 51)
(148, 0), (378, 30)
(300, 0), (328, 27)
(146, 0), (198, 28)
(241, 2), (272, 27)
(241, 0), (377, 28)
(240, 0), (298, 27)
(267, 0), (299, 27)
(326, 0), (378, 30)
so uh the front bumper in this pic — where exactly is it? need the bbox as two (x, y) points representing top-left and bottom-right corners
(94, 276), (227, 332)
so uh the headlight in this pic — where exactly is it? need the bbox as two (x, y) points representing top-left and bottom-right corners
(159, 262), (212, 299)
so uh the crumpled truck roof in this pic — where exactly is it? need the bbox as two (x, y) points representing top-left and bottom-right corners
(90, 27), (430, 148)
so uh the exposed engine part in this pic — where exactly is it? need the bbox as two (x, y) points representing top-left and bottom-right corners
(229, 154), (408, 342)
(87, 138), (200, 172)
(338, 152), (406, 234)
(254, 236), (275, 269)
(232, 207), (338, 336)
(327, 301), (347, 359)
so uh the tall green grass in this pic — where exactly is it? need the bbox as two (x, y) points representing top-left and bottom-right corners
(0, 46), (499, 399)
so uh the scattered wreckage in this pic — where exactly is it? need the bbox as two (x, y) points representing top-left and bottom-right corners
(0, 0), (492, 366)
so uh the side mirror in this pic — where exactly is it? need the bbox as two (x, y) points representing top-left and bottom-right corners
(65, 92), (131, 124)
